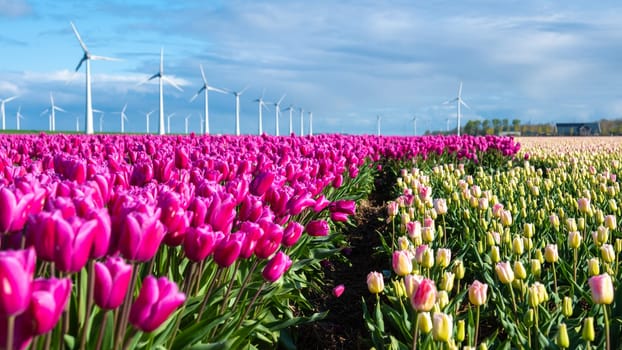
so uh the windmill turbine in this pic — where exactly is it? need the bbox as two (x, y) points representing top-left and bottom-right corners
(144, 110), (154, 134)
(0, 96), (18, 130)
(253, 90), (270, 135)
(142, 48), (183, 135)
(412, 116), (418, 135)
(167, 113), (175, 134)
(309, 111), (313, 136)
(16, 106), (24, 131)
(70, 22), (118, 135)
(229, 86), (249, 136)
(376, 115), (381, 136)
(283, 105), (295, 135)
(115, 104), (128, 133)
(273, 94), (286, 136)
(443, 81), (470, 136)
(41, 94), (66, 132)
(184, 114), (192, 134)
(75, 115), (80, 132)
(190, 64), (226, 135)
(94, 110), (104, 132)
(299, 108), (304, 136)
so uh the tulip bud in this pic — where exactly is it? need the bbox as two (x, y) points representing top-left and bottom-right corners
(453, 260), (465, 280)
(523, 237), (533, 251)
(595, 209), (604, 224)
(500, 210), (512, 227)
(94, 257), (133, 310)
(478, 342), (488, 350)
(468, 280), (488, 306)
(616, 238), (622, 254)
(404, 274), (423, 298)
(588, 273), (614, 304)
(544, 244), (558, 263)
(512, 236), (524, 256)
(530, 259), (541, 278)
(367, 271), (384, 294)
(434, 198), (448, 215)
(528, 284), (541, 307)
(562, 296), (573, 317)
(490, 246), (500, 263)
(608, 199), (618, 212)
(523, 223), (534, 238)
(418, 312), (433, 333)
(535, 249), (544, 264)
(495, 262), (515, 284)
(0, 247), (36, 316)
(262, 251), (293, 283)
(556, 323), (569, 348)
(398, 236), (410, 251)
(568, 231), (582, 249)
(578, 197), (591, 214)
(549, 214), (560, 231)
(456, 319), (465, 342)
(440, 272), (455, 292)
(596, 225), (609, 245)
(438, 290), (449, 309)
(582, 317), (595, 342)
(411, 278), (437, 312)
(432, 312), (453, 342)
(577, 217), (585, 231)
(392, 250), (413, 276)
(422, 227), (435, 243)
(565, 218), (577, 232)
(436, 248), (451, 269)
(513, 261), (527, 280)
(605, 215), (617, 230)
(478, 197), (489, 211)
(601, 244), (616, 263)
(587, 257), (600, 276)
(129, 276), (186, 332)
(422, 248), (435, 269)
(524, 308), (535, 327)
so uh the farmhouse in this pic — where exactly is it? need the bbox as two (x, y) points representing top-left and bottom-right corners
(555, 122), (601, 136)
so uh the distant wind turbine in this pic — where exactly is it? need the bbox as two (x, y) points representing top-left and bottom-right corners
(167, 113), (176, 134)
(412, 116), (418, 135)
(0, 96), (18, 130)
(75, 115), (80, 132)
(141, 48), (183, 135)
(70, 21), (118, 135)
(443, 81), (470, 136)
(184, 114), (191, 134)
(230, 86), (249, 136)
(144, 110), (154, 134)
(299, 108), (304, 136)
(377, 115), (381, 136)
(273, 94), (286, 136)
(95, 110), (104, 132)
(283, 105), (295, 135)
(190, 64), (226, 135)
(115, 104), (128, 133)
(41, 94), (66, 132)
(16, 106), (24, 131)
(309, 111), (313, 136)
(253, 90), (270, 135)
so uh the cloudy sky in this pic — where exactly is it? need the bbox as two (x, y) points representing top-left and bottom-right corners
(1, 0), (621, 135)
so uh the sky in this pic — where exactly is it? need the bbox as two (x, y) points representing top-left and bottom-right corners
(1, 0), (622, 135)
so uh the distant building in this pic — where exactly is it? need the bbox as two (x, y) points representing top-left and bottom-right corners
(555, 122), (601, 136)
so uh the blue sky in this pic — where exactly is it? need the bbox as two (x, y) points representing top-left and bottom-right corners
(1, 0), (622, 135)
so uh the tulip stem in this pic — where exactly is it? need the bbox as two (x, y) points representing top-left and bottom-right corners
(603, 304), (611, 350)
(6, 315), (14, 350)
(508, 283), (517, 317)
(573, 249), (578, 281)
(442, 215), (447, 246)
(233, 260), (260, 309)
(80, 260), (96, 350)
(116, 263), (138, 350)
(197, 268), (222, 320)
(236, 282), (265, 330)
(473, 305), (480, 347)
(552, 262), (558, 294)
(95, 311), (109, 350)
(412, 311), (419, 350)
(219, 260), (240, 314)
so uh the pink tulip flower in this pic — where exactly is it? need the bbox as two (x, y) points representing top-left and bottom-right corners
(0, 247), (36, 316)
(129, 276), (186, 332)
(94, 257), (133, 310)
(28, 277), (72, 334)
(262, 251), (292, 283)
(305, 220), (330, 237)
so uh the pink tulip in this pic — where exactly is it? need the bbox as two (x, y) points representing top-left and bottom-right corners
(255, 222), (283, 259)
(411, 278), (436, 312)
(588, 273), (614, 305)
(213, 234), (243, 268)
(129, 276), (186, 332)
(0, 247), (36, 316)
(118, 209), (166, 262)
(250, 172), (275, 196)
(0, 187), (17, 232)
(305, 220), (330, 237)
(262, 251), (292, 283)
(54, 215), (98, 273)
(28, 277), (72, 334)
(94, 257), (133, 310)
(333, 284), (345, 298)
(282, 221), (304, 247)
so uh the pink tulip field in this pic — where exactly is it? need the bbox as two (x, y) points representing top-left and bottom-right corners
(366, 136), (622, 349)
(0, 132), (526, 349)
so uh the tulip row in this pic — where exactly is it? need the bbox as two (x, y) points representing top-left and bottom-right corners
(0, 133), (519, 349)
(365, 136), (622, 349)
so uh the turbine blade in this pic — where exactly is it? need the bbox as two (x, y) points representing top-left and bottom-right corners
(443, 98), (458, 105)
(90, 55), (120, 61)
(148, 73), (160, 81)
(458, 81), (463, 97)
(70, 21), (89, 53)
(207, 86), (227, 94)
(460, 100), (471, 109)
(75, 56), (86, 72)
(55, 106), (66, 113)
(4, 96), (18, 103)
(277, 94), (286, 105)
(199, 64), (207, 84)
(239, 85), (250, 95)
(40, 109), (49, 116)
(122, 103), (127, 113)
(190, 87), (204, 102)
(160, 47), (164, 74)
(163, 76), (184, 92)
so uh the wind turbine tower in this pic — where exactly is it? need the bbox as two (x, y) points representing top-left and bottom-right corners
(0, 96), (17, 130)
(145, 110), (154, 134)
(191, 64), (226, 135)
(184, 114), (191, 134)
(309, 111), (313, 136)
(70, 22), (117, 135)
(253, 91), (269, 135)
(41, 94), (66, 132)
(16, 106), (23, 131)
(230, 86), (249, 136)
(444, 81), (470, 136)
(144, 48), (183, 135)
(273, 94), (286, 136)
(167, 113), (175, 134)
(412, 116), (418, 135)
(377, 115), (381, 136)
(117, 104), (128, 133)
(284, 105), (295, 135)
(299, 108), (304, 136)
